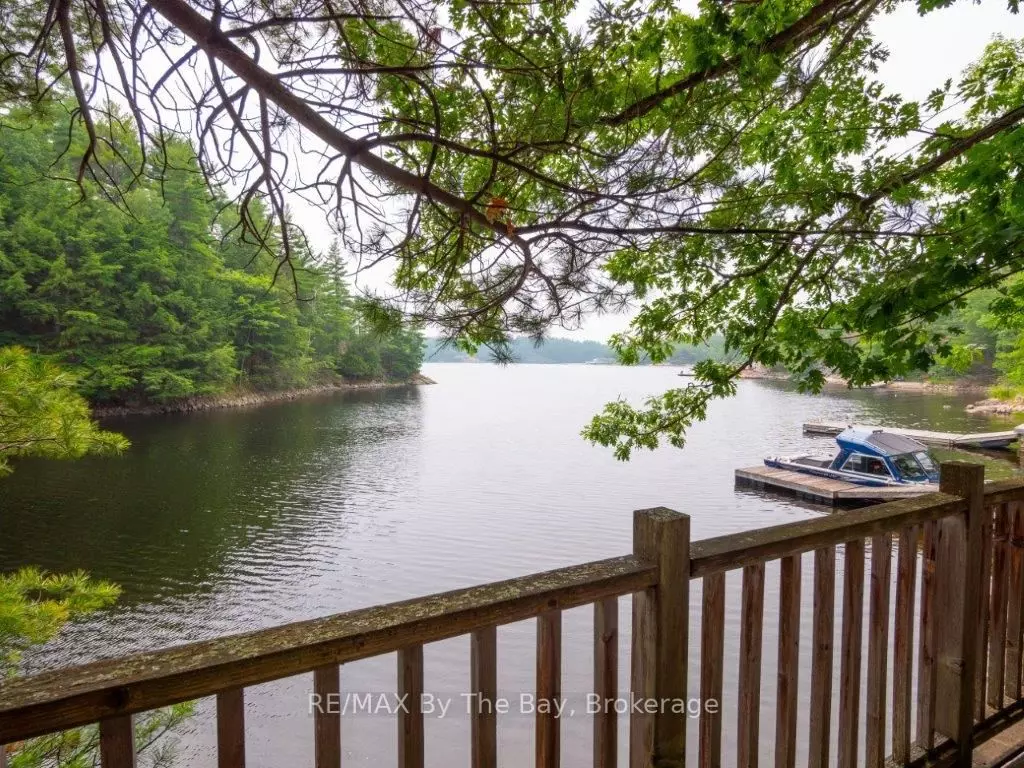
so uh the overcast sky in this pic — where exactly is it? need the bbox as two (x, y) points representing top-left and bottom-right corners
(286, 0), (1022, 342)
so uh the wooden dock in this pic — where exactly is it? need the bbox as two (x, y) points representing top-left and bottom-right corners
(803, 421), (1022, 449)
(735, 464), (934, 504)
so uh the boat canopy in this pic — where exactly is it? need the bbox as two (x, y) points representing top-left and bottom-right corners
(835, 428), (928, 458)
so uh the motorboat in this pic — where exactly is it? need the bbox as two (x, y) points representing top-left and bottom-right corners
(764, 427), (939, 486)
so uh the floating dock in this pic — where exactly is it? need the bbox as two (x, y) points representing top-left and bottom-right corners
(802, 422), (1022, 450)
(735, 465), (933, 505)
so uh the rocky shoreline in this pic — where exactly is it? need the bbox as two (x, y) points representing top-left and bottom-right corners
(874, 379), (991, 395)
(93, 373), (437, 418)
(966, 397), (1024, 415)
(738, 368), (991, 394)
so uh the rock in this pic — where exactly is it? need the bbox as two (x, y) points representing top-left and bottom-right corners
(965, 397), (1024, 415)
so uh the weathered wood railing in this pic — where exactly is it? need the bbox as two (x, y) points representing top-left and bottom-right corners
(3, 461), (1024, 768)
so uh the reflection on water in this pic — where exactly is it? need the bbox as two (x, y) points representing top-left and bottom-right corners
(1, 365), (1020, 766)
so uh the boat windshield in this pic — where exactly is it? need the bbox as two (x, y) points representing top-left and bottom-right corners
(915, 450), (937, 474)
(892, 451), (934, 481)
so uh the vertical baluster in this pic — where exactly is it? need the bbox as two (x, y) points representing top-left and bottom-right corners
(941, 462), (986, 767)
(807, 547), (835, 768)
(537, 609), (562, 768)
(837, 539), (865, 768)
(892, 525), (919, 765)
(866, 534), (892, 768)
(217, 688), (246, 768)
(593, 599), (617, 768)
(975, 504), (995, 719)
(775, 555), (801, 768)
(314, 665), (341, 768)
(737, 563), (765, 768)
(398, 645), (424, 768)
(100, 715), (136, 768)
(932, 463), (987, 757)
(1007, 503), (1024, 701)
(700, 573), (725, 768)
(988, 504), (1011, 710)
(0, 743), (6, 768)
(631, 576), (656, 768)
(934, 511), (966, 740)
(472, 626), (498, 768)
(916, 520), (938, 749)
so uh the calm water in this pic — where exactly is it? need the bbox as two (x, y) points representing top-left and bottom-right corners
(1, 364), (1020, 766)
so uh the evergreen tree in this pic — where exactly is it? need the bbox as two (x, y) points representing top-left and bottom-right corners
(0, 105), (425, 405)
(0, 346), (128, 475)
(1, 568), (194, 768)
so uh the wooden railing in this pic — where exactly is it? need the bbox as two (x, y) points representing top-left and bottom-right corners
(3, 461), (1024, 768)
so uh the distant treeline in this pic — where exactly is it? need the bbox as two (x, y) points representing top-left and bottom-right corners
(425, 336), (726, 364)
(0, 106), (424, 406)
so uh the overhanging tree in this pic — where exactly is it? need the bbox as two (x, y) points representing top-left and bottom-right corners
(1, 0), (1021, 456)
(0, 347), (128, 475)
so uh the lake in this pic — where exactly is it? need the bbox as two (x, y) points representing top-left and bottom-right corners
(2, 363), (1020, 766)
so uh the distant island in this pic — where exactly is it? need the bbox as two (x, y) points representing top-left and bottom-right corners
(424, 336), (725, 365)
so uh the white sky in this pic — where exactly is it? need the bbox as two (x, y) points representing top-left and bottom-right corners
(286, 0), (1023, 342)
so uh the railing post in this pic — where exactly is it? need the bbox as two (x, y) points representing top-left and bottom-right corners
(536, 609), (562, 768)
(594, 598), (619, 768)
(631, 507), (690, 768)
(314, 665), (342, 768)
(398, 645), (425, 768)
(216, 688), (246, 768)
(100, 715), (136, 768)
(471, 627), (498, 768)
(935, 462), (985, 767)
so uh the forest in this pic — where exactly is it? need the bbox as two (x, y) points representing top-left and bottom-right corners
(928, 284), (1024, 393)
(425, 336), (727, 365)
(0, 106), (425, 409)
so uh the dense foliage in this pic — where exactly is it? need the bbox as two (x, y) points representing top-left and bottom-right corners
(932, 279), (1024, 390)
(0, 108), (424, 406)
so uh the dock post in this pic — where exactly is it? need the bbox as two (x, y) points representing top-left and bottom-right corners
(934, 462), (986, 768)
(631, 508), (690, 768)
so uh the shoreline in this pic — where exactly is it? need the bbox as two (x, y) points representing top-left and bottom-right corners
(966, 397), (1024, 415)
(92, 373), (437, 418)
(737, 368), (992, 394)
